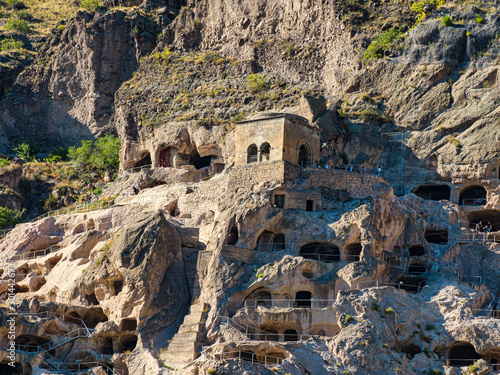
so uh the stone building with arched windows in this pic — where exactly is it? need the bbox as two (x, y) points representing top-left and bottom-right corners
(234, 113), (321, 167)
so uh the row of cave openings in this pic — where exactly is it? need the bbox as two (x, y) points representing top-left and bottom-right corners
(131, 146), (224, 172)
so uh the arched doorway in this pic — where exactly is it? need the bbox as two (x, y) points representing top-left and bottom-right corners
(468, 210), (500, 232)
(260, 143), (271, 162)
(459, 185), (487, 206)
(256, 231), (284, 251)
(414, 184), (450, 201)
(247, 144), (258, 163)
(158, 146), (178, 167)
(295, 291), (312, 308)
(343, 243), (362, 262)
(227, 226), (239, 246)
(448, 342), (482, 366)
(246, 290), (272, 308)
(299, 242), (340, 263)
(298, 143), (311, 167)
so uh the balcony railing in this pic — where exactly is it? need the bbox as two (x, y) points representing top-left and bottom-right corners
(461, 198), (487, 206)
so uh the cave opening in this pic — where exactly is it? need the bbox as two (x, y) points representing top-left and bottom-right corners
(343, 243), (362, 262)
(118, 334), (138, 353)
(284, 329), (299, 341)
(83, 308), (108, 329)
(408, 246), (425, 257)
(113, 280), (124, 295)
(65, 311), (81, 325)
(0, 363), (23, 375)
(134, 151), (151, 168)
(468, 210), (500, 232)
(101, 336), (114, 355)
(299, 242), (340, 263)
(190, 150), (213, 170)
(397, 276), (426, 293)
(424, 230), (448, 245)
(459, 185), (487, 206)
(295, 291), (312, 308)
(227, 226), (239, 246)
(408, 264), (427, 275)
(413, 184), (450, 201)
(85, 293), (99, 306)
(448, 342), (482, 366)
(120, 318), (137, 332)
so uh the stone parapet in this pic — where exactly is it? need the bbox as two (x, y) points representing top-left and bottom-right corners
(299, 167), (383, 199)
(228, 161), (300, 191)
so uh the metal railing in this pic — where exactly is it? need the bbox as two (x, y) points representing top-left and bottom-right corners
(244, 298), (335, 309)
(0, 227), (14, 239)
(9, 244), (63, 261)
(457, 232), (500, 243)
(213, 350), (285, 366)
(122, 164), (152, 174)
(254, 243), (289, 252)
(472, 308), (500, 318)
(300, 253), (361, 263)
(220, 316), (313, 342)
(461, 198), (487, 206)
(30, 201), (113, 223)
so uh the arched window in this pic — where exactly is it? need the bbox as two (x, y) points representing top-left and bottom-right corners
(260, 143), (271, 162)
(408, 245), (425, 256)
(247, 144), (258, 164)
(459, 185), (487, 206)
(255, 230), (274, 251)
(298, 143), (311, 167)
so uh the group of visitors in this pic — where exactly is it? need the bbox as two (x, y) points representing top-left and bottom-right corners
(476, 221), (493, 233)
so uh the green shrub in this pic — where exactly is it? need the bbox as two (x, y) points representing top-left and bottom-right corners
(384, 307), (395, 314)
(0, 207), (25, 229)
(468, 364), (478, 373)
(43, 194), (60, 211)
(207, 369), (216, 374)
(14, 140), (41, 162)
(0, 37), (24, 51)
(4, 18), (31, 33)
(80, 0), (99, 11)
(476, 15), (484, 24)
(92, 187), (102, 195)
(363, 28), (401, 63)
(442, 16), (453, 26)
(47, 146), (69, 161)
(257, 273), (264, 278)
(344, 314), (354, 323)
(44, 155), (62, 163)
(0, 159), (11, 167)
(5, 0), (26, 10)
(68, 134), (120, 173)
(57, 24), (66, 30)
(246, 73), (268, 93)
(15, 9), (32, 20)
(152, 47), (172, 65)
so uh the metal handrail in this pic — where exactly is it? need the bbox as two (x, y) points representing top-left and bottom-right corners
(244, 299), (335, 309)
(254, 243), (289, 251)
(9, 244), (63, 261)
(29, 201), (113, 223)
(0, 227), (14, 239)
(213, 350), (286, 366)
(122, 164), (152, 173)
(461, 198), (487, 206)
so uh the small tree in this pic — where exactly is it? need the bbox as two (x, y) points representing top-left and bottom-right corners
(80, 0), (99, 11)
(0, 207), (25, 229)
(13, 140), (41, 162)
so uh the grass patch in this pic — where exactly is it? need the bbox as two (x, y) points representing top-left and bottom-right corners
(0, 37), (24, 51)
(4, 17), (30, 33)
(363, 27), (401, 63)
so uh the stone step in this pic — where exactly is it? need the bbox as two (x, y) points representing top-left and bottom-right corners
(180, 322), (203, 333)
(176, 227), (199, 248)
(171, 330), (204, 343)
(162, 341), (202, 363)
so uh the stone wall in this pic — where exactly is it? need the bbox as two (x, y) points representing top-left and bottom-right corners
(177, 175), (229, 216)
(300, 168), (383, 199)
(228, 161), (300, 191)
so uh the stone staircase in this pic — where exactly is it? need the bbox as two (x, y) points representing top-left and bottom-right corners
(162, 303), (210, 364)
(182, 247), (201, 301)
